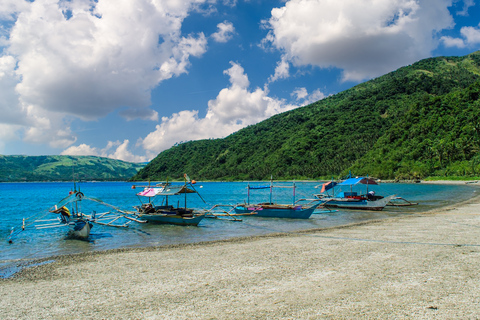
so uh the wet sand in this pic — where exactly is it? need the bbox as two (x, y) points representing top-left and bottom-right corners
(2, 193), (480, 319)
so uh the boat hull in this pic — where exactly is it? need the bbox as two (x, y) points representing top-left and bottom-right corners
(234, 203), (319, 219)
(322, 195), (396, 211)
(139, 214), (205, 226)
(68, 219), (93, 239)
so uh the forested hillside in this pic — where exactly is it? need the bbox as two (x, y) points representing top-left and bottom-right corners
(0, 155), (145, 182)
(133, 51), (480, 181)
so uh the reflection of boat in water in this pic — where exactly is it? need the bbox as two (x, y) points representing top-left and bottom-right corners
(315, 177), (396, 211)
(234, 179), (320, 219)
(133, 175), (205, 226)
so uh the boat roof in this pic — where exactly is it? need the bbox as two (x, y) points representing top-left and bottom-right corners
(338, 177), (378, 186)
(137, 185), (196, 197)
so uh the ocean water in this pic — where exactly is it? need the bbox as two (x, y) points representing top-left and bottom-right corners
(0, 181), (477, 277)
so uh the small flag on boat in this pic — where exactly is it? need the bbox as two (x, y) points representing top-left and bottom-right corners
(321, 181), (337, 193)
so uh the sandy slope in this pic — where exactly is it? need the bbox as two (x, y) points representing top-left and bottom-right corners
(2, 195), (480, 319)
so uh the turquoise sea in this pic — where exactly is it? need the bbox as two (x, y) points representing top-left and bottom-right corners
(0, 181), (477, 277)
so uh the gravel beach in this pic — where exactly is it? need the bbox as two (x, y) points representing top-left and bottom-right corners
(2, 193), (480, 319)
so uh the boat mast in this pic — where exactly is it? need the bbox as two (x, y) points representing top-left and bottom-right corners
(269, 175), (273, 204)
(184, 174), (187, 209)
(292, 181), (296, 206)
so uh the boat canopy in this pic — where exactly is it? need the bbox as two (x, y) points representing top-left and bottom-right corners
(136, 187), (164, 197)
(338, 177), (378, 186)
(137, 186), (196, 197)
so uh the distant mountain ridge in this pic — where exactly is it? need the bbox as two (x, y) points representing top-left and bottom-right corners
(0, 155), (145, 182)
(135, 51), (480, 181)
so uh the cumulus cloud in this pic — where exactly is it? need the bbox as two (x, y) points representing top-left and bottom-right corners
(268, 55), (290, 83)
(291, 87), (326, 106)
(211, 20), (235, 42)
(62, 140), (147, 163)
(457, 0), (475, 16)
(0, 0), (29, 21)
(441, 23), (480, 48)
(0, 0), (211, 157)
(140, 61), (300, 155)
(263, 0), (455, 81)
(7, 0), (208, 120)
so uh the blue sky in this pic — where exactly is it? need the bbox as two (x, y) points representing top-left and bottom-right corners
(0, 0), (479, 162)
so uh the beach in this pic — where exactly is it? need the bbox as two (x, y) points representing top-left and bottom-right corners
(2, 192), (480, 319)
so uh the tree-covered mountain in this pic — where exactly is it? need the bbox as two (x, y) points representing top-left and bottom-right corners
(133, 51), (480, 181)
(0, 155), (145, 182)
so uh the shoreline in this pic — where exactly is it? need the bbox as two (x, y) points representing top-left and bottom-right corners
(2, 193), (480, 317)
(5, 183), (479, 280)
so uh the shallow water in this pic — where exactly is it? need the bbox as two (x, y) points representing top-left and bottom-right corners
(0, 181), (477, 277)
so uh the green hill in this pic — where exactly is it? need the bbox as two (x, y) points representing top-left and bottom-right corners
(0, 155), (145, 182)
(133, 51), (480, 181)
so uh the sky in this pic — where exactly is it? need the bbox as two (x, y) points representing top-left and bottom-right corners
(0, 0), (479, 163)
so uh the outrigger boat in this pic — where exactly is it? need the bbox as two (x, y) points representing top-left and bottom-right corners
(8, 188), (145, 243)
(133, 174), (205, 226)
(314, 177), (396, 211)
(234, 179), (320, 219)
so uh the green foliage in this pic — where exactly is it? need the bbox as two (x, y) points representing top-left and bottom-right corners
(133, 51), (480, 181)
(0, 155), (145, 182)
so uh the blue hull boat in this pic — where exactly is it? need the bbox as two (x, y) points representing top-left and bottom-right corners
(234, 202), (320, 219)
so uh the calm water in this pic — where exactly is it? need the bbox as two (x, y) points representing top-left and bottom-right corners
(0, 181), (477, 276)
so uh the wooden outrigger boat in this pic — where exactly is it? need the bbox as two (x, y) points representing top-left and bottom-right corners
(234, 179), (321, 219)
(314, 177), (396, 211)
(8, 188), (145, 243)
(133, 174), (205, 226)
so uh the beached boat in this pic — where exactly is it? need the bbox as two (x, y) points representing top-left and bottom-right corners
(133, 175), (205, 226)
(314, 177), (395, 211)
(234, 180), (321, 219)
(8, 188), (144, 243)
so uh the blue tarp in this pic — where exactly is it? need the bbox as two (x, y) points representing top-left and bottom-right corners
(338, 177), (378, 186)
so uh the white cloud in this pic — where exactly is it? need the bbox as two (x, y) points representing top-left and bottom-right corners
(441, 23), (480, 48)
(263, 0), (455, 81)
(211, 20), (235, 42)
(268, 55), (290, 83)
(0, 124), (21, 153)
(61, 143), (98, 157)
(0, 0), (210, 156)
(461, 24), (480, 45)
(291, 87), (326, 106)
(456, 0), (475, 16)
(0, 55), (24, 125)
(141, 62), (300, 155)
(7, 0), (208, 120)
(62, 140), (147, 163)
(0, 0), (29, 21)
(441, 35), (467, 48)
(291, 87), (308, 100)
